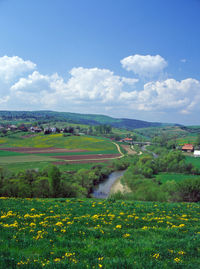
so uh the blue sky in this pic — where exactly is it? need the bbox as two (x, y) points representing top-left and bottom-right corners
(0, 0), (200, 125)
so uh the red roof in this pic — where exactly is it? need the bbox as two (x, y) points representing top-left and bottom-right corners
(124, 138), (133, 141)
(182, 144), (194, 150)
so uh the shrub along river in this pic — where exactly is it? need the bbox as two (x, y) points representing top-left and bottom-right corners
(92, 170), (126, 198)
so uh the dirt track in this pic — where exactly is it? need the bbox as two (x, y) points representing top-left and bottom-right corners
(121, 144), (136, 155)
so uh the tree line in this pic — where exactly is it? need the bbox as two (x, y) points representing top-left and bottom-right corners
(112, 150), (200, 202)
(0, 157), (132, 198)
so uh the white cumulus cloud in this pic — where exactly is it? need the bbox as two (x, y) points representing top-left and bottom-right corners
(63, 67), (138, 102)
(120, 78), (200, 114)
(0, 54), (200, 124)
(121, 54), (167, 78)
(0, 55), (36, 83)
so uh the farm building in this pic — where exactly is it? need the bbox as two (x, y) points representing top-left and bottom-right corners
(122, 138), (133, 143)
(182, 144), (194, 152)
(194, 150), (200, 157)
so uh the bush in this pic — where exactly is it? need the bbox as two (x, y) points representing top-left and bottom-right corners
(177, 177), (200, 202)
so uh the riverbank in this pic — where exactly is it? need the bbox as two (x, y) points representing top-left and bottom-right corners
(109, 176), (131, 195)
(92, 170), (126, 198)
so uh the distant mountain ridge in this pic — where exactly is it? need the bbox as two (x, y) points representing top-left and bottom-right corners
(0, 110), (169, 129)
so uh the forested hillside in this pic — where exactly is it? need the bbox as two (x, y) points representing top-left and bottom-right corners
(0, 110), (164, 129)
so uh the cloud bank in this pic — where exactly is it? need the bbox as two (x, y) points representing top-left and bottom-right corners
(0, 54), (199, 124)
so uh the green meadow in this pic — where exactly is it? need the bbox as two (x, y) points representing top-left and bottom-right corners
(155, 172), (200, 184)
(0, 197), (199, 268)
(186, 156), (200, 169)
(0, 133), (116, 152)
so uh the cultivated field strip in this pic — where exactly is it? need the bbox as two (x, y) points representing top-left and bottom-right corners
(0, 147), (88, 154)
(51, 154), (121, 160)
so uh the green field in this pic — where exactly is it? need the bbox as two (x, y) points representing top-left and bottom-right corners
(0, 133), (116, 151)
(155, 173), (200, 184)
(186, 156), (200, 169)
(0, 197), (199, 268)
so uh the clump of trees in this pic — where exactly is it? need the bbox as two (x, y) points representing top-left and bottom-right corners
(0, 156), (132, 199)
(116, 151), (200, 202)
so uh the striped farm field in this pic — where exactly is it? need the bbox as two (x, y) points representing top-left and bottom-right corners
(0, 134), (121, 171)
(0, 197), (199, 268)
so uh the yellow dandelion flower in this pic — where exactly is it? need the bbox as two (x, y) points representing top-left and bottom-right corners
(178, 251), (186, 255)
(174, 257), (181, 263)
(153, 253), (159, 259)
(123, 233), (130, 238)
(54, 258), (60, 262)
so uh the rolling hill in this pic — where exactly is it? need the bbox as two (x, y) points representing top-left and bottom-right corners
(0, 110), (167, 129)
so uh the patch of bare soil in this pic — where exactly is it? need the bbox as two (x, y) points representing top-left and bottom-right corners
(121, 145), (136, 155)
(21, 135), (37, 138)
(110, 177), (131, 195)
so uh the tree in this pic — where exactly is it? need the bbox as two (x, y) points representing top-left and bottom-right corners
(48, 166), (61, 197)
(196, 134), (200, 147)
(177, 178), (200, 202)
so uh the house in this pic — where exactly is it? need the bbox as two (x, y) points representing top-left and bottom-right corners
(122, 138), (133, 144)
(51, 127), (57, 133)
(194, 150), (200, 157)
(30, 126), (42, 133)
(124, 137), (133, 142)
(182, 144), (194, 152)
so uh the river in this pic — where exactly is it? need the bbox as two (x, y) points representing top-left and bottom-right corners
(92, 170), (126, 199)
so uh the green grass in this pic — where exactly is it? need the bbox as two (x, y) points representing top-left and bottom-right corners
(186, 156), (200, 169)
(0, 155), (59, 164)
(0, 198), (199, 268)
(0, 133), (116, 152)
(156, 173), (200, 184)
(0, 160), (111, 173)
(0, 150), (27, 157)
(40, 149), (118, 156)
(0, 162), (53, 172)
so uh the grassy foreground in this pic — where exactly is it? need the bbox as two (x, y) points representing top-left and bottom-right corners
(0, 198), (199, 268)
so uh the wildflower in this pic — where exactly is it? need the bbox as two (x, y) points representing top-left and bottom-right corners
(116, 225), (122, 229)
(98, 257), (104, 261)
(54, 258), (61, 262)
(55, 222), (63, 227)
(153, 253), (159, 259)
(123, 233), (130, 238)
(178, 251), (186, 255)
(174, 257), (181, 263)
